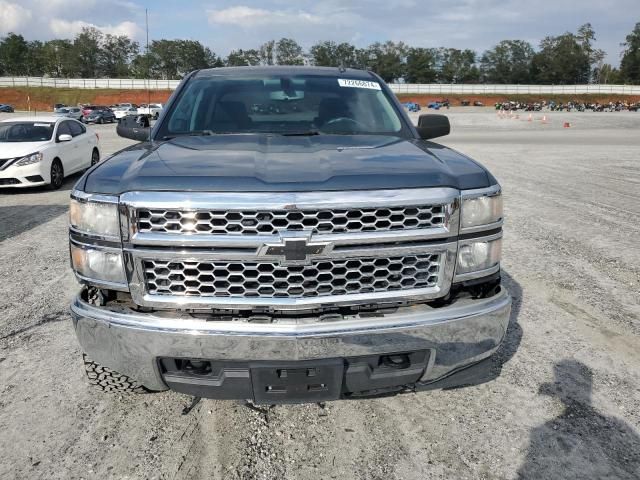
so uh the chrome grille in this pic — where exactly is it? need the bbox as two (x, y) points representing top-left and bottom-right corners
(136, 205), (446, 235)
(143, 254), (441, 299)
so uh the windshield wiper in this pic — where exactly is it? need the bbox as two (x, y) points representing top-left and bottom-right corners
(162, 130), (245, 140)
(281, 130), (322, 137)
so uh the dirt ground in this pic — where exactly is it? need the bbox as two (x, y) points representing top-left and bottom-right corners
(0, 108), (639, 480)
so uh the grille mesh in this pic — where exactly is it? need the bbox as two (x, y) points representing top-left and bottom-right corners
(136, 205), (446, 235)
(143, 254), (441, 299)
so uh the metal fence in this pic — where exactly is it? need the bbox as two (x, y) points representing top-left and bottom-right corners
(388, 83), (640, 95)
(1, 76), (639, 95)
(0, 77), (180, 90)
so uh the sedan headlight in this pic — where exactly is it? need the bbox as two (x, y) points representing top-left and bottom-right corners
(70, 243), (126, 285)
(456, 236), (502, 276)
(69, 198), (121, 238)
(461, 190), (503, 229)
(15, 152), (43, 166)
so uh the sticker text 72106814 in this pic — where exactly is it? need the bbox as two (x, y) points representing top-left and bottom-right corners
(337, 79), (381, 90)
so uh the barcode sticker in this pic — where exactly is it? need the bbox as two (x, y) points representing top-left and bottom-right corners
(338, 79), (381, 90)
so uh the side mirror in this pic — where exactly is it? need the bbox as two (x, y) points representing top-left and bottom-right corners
(116, 115), (151, 142)
(58, 134), (72, 142)
(416, 114), (450, 140)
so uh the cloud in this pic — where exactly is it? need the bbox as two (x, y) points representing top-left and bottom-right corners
(208, 6), (336, 28)
(49, 19), (142, 39)
(0, 1), (33, 34)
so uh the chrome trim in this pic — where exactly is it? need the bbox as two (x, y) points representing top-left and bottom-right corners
(69, 226), (121, 244)
(74, 272), (130, 292)
(71, 288), (512, 390)
(126, 241), (457, 310)
(71, 190), (119, 204)
(460, 184), (501, 200)
(459, 219), (503, 235)
(70, 237), (124, 254)
(120, 188), (459, 211)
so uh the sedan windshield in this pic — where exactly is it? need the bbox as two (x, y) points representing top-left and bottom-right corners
(159, 73), (405, 138)
(0, 122), (54, 142)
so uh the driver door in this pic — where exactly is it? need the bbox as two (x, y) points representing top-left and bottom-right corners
(55, 121), (81, 174)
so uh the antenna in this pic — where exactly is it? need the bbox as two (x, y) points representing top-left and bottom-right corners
(145, 8), (151, 142)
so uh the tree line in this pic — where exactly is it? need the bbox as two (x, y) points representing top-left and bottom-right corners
(1, 22), (639, 84)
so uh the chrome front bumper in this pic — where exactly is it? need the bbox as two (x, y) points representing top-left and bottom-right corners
(71, 289), (511, 393)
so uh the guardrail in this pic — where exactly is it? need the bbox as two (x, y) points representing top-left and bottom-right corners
(388, 84), (640, 95)
(0, 77), (180, 90)
(0, 76), (639, 95)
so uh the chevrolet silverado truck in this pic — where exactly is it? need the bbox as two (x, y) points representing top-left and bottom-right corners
(69, 66), (511, 404)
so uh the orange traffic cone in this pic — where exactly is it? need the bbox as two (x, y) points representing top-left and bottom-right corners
(528, 113), (533, 122)
(541, 115), (548, 124)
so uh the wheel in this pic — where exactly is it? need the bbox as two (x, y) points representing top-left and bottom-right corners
(82, 354), (148, 394)
(98, 117), (104, 124)
(49, 159), (64, 190)
(154, 113), (159, 120)
(90, 148), (100, 166)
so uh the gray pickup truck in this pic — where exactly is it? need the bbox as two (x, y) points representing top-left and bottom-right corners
(69, 66), (510, 404)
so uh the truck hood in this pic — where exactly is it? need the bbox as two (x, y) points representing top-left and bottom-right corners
(82, 134), (493, 194)
(0, 141), (50, 159)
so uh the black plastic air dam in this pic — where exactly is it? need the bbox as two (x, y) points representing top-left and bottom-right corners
(159, 351), (430, 404)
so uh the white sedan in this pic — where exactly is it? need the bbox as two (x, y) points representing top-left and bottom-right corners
(114, 106), (138, 120)
(0, 116), (100, 189)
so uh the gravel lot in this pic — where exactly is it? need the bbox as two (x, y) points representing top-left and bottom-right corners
(1, 108), (639, 479)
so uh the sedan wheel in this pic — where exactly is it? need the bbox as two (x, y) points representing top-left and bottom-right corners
(91, 149), (100, 166)
(49, 160), (64, 190)
(98, 117), (104, 124)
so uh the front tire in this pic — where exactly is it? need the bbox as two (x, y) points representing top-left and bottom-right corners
(82, 354), (148, 394)
(90, 148), (100, 166)
(49, 159), (64, 190)
(98, 117), (104, 124)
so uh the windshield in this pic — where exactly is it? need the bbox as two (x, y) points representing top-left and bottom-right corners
(55, 108), (69, 114)
(159, 73), (405, 138)
(0, 122), (54, 142)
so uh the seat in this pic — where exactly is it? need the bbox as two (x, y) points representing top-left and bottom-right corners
(313, 98), (351, 127)
(210, 101), (253, 131)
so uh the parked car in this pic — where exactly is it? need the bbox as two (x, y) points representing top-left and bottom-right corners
(54, 107), (83, 121)
(81, 105), (99, 117)
(0, 116), (99, 189)
(75, 66), (510, 405)
(427, 101), (441, 110)
(137, 103), (163, 119)
(0, 104), (15, 113)
(473, 101), (484, 107)
(114, 106), (138, 120)
(402, 102), (421, 112)
(83, 108), (116, 124)
(53, 103), (67, 111)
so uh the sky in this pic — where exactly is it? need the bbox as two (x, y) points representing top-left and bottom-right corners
(1, 0), (638, 65)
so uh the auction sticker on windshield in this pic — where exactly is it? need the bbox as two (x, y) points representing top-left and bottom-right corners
(338, 79), (381, 90)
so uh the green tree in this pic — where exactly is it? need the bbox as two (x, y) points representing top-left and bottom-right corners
(99, 34), (139, 77)
(593, 63), (621, 84)
(480, 40), (534, 83)
(620, 22), (640, 84)
(226, 48), (261, 66)
(366, 41), (408, 82)
(40, 39), (75, 77)
(275, 38), (304, 65)
(309, 41), (357, 67)
(259, 40), (276, 65)
(0, 33), (30, 75)
(72, 27), (104, 77)
(530, 33), (589, 84)
(437, 48), (479, 83)
(405, 47), (438, 83)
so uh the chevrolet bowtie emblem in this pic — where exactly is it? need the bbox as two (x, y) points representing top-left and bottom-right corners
(259, 232), (332, 265)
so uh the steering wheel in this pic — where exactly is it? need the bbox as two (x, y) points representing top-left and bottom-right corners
(323, 117), (366, 131)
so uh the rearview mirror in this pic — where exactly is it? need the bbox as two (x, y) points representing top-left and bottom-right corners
(58, 134), (72, 142)
(416, 114), (450, 140)
(116, 115), (151, 142)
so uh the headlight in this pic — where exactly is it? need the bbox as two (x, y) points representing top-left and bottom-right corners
(461, 191), (502, 229)
(456, 237), (502, 276)
(15, 152), (43, 166)
(70, 243), (126, 285)
(69, 199), (120, 238)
